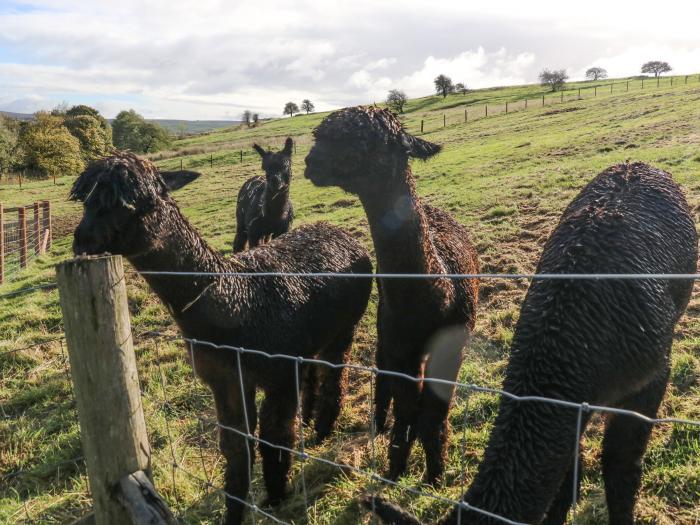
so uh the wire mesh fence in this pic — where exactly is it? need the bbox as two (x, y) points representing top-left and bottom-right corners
(3, 270), (700, 524)
(0, 201), (52, 285)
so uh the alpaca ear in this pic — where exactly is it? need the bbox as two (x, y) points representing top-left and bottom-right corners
(253, 143), (267, 158)
(161, 170), (200, 192)
(401, 133), (441, 160)
(282, 137), (294, 155)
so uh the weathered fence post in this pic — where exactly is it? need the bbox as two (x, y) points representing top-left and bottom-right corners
(56, 255), (175, 525)
(42, 200), (52, 251)
(594, 86), (597, 97)
(525, 98), (528, 109)
(464, 109), (467, 122)
(626, 81), (629, 91)
(210, 154), (213, 168)
(505, 101), (508, 114)
(240, 150), (243, 162)
(657, 76), (660, 87)
(542, 95), (545, 107)
(443, 114), (446, 127)
(33, 202), (41, 255)
(0, 203), (4, 284)
(578, 88), (581, 99)
(485, 104), (488, 117)
(180, 159), (183, 172)
(18, 207), (27, 268)
(671, 77), (673, 86)
(420, 120), (424, 133)
(610, 83), (613, 94)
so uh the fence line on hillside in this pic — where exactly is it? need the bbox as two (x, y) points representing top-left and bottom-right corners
(48, 256), (700, 525)
(157, 74), (700, 172)
(414, 73), (700, 135)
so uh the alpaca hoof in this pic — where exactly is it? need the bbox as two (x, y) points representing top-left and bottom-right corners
(374, 416), (389, 434)
(422, 471), (443, 487)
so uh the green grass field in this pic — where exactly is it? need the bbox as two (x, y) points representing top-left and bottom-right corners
(2, 74), (700, 524)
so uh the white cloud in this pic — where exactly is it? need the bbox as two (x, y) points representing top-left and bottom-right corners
(0, 1), (698, 119)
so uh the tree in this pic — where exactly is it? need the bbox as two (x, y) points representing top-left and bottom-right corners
(386, 89), (408, 113)
(241, 110), (252, 127)
(283, 102), (299, 117)
(585, 67), (607, 81)
(641, 61), (672, 78)
(454, 82), (468, 95)
(66, 104), (113, 144)
(64, 114), (112, 161)
(434, 74), (454, 98)
(19, 112), (84, 179)
(0, 115), (22, 176)
(112, 109), (172, 153)
(300, 99), (315, 114)
(539, 69), (569, 91)
(252, 113), (259, 126)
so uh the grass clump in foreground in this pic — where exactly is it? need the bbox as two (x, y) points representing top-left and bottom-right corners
(1, 76), (700, 524)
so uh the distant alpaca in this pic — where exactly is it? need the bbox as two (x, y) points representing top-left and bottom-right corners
(233, 137), (295, 251)
(365, 163), (698, 525)
(305, 106), (479, 483)
(71, 152), (372, 525)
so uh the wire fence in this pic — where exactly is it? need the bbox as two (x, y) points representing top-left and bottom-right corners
(0, 201), (52, 285)
(3, 270), (700, 523)
(412, 73), (700, 135)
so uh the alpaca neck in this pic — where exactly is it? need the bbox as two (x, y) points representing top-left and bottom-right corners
(264, 186), (289, 217)
(129, 200), (236, 314)
(358, 166), (448, 305)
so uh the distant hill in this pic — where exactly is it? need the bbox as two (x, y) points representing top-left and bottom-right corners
(0, 111), (239, 135)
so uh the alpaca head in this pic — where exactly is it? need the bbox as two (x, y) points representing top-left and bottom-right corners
(304, 106), (440, 194)
(70, 151), (199, 256)
(253, 137), (293, 193)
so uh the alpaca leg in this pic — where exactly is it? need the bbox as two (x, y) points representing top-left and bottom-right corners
(301, 362), (318, 425)
(374, 336), (393, 434)
(602, 372), (668, 525)
(418, 341), (463, 484)
(232, 230), (247, 252)
(259, 380), (298, 506)
(541, 455), (583, 525)
(314, 329), (354, 442)
(210, 376), (258, 525)
(386, 353), (422, 481)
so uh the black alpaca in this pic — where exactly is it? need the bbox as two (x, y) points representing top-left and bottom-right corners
(366, 162), (697, 525)
(233, 137), (295, 252)
(305, 106), (479, 483)
(70, 152), (372, 525)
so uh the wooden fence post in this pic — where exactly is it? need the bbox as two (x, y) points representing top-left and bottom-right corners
(210, 154), (213, 168)
(0, 203), (4, 285)
(578, 88), (581, 99)
(443, 114), (446, 127)
(657, 76), (660, 87)
(525, 99), (528, 109)
(542, 95), (545, 107)
(626, 81), (629, 91)
(464, 109), (467, 122)
(561, 91), (564, 102)
(505, 101), (508, 114)
(485, 105), (488, 117)
(18, 207), (27, 268)
(57, 255), (174, 525)
(594, 86), (597, 97)
(420, 120), (424, 133)
(33, 202), (41, 255)
(642, 78), (644, 89)
(42, 200), (52, 251)
(610, 83), (613, 94)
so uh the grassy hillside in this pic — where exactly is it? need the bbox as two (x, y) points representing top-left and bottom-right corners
(2, 75), (700, 524)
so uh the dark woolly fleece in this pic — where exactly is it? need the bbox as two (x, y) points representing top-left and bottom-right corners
(70, 151), (372, 525)
(365, 162), (697, 525)
(233, 137), (295, 251)
(305, 106), (479, 484)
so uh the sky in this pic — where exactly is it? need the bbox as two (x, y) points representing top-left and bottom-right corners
(0, 0), (698, 120)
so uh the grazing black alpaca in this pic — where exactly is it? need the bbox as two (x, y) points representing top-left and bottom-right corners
(233, 137), (295, 252)
(365, 162), (698, 525)
(305, 106), (479, 483)
(70, 152), (372, 525)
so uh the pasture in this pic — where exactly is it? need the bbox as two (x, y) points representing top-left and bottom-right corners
(1, 76), (699, 524)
